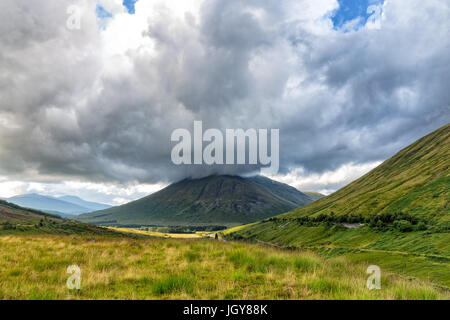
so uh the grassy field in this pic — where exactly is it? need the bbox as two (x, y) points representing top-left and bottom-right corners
(227, 222), (450, 287)
(0, 235), (448, 300)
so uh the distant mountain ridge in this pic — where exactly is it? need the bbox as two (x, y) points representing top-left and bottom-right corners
(77, 175), (314, 227)
(7, 194), (111, 216)
(57, 196), (112, 212)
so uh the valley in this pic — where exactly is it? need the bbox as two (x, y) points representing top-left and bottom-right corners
(0, 124), (448, 300)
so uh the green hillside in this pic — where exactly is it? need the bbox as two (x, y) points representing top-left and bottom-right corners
(0, 200), (143, 238)
(228, 124), (450, 287)
(279, 123), (449, 223)
(0, 200), (61, 223)
(77, 175), (313, 227)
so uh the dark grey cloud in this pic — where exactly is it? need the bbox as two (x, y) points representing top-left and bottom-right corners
(0, 0), (449, 186)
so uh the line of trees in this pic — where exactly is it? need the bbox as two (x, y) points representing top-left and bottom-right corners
(266, 211), (430, 233)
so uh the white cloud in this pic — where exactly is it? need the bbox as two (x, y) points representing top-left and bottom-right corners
(0, 0), (448, 202)
(267, 161), (382, 195)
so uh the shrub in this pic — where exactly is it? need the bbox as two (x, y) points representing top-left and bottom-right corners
(416, 221), (427, 231)
(2, 222), (14, 230)
(394, 220), (413, 232)
(376, 220), (385, 230)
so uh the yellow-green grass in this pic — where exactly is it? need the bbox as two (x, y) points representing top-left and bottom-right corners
(107, 227), (206, 239)
(0, 235), (448, 300)
(229, 222), (450, 287)
(220, 223), (257, 236)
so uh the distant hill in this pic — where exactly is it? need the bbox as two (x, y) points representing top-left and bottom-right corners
(0, 199), (61, 223)
(7, 194), (111, 216)
(57, 196), (111, 211)
(303, 192), (325, 201)
(77, 175), (313, 227)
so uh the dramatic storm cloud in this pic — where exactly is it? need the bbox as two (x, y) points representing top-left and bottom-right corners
(0, 0), (449, 202)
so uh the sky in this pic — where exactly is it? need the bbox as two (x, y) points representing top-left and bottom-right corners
(331, 0), (384, 30)
(0, 0), (449, 205)
(122, 0), (138, 14)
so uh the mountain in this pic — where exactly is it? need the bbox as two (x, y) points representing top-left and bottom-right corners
(227, 124), (450, 286)
(57, 196), (111, 211)
(77, 175), (313, 227)
(246, 176), (312, 206)
(277, 123), (450, 222)
(303, 192), (325, 201)
(7, 194), (110, 216)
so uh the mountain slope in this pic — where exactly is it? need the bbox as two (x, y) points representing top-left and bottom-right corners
(0, 200), (146, 238)
(0, 200), (60, 224)
(7, 194), (111, 216)
(227, 124), (450, 286)
(278, 123), (449, 223)
(77, 175), (313, 227)
(246, 175), (312, 206)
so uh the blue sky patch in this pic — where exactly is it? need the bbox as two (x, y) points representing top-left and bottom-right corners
(331, 0), (384, 30)
(96, 5), (112, 19)
(123, 0), (138, 14)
